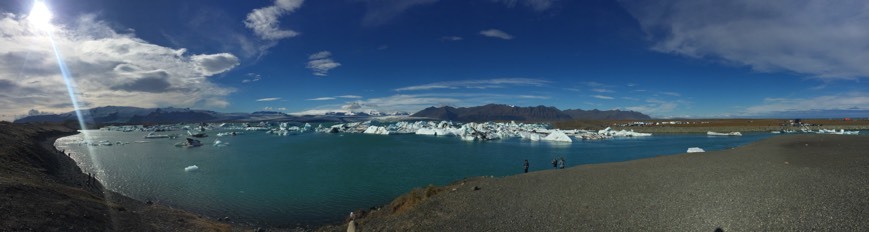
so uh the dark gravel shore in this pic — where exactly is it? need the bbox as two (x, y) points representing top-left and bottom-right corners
(345, 134), (869, 231)
(0, 122), (232, 231)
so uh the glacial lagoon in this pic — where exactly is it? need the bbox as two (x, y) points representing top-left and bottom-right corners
(56, 129), (777, 227)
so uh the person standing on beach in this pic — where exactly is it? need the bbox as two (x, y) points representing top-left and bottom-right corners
(551, 158), (557, 169)
(559, 157), (565, 169)
(523, 160), (529, 173)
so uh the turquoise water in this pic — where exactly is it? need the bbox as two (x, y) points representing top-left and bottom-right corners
(57, 130), (778, 227)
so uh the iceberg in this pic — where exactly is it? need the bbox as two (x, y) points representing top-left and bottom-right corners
(542, 130), (572, 143)
(213, 139), (229, 147)
(707, 131), (742, 136)
(363, 126), (390, 135)
(184, 165), (199, 172)
(687, 147), (705, 153)
(415, 128), (438, 136)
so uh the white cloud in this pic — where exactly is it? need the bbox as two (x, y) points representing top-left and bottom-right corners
(659, 91), (681, 97)
(742, 92), (869, 115)
(581, 81), (609, 87)
(620, 0), (869, 79)
(359, 0), (438, 26)
(292, 92), (549, 115)
(308, 51), (331, 59)
(242, 73), (262, 83)
(306, 95), (361, 101)
(256, 97), (281, 102)
(480, 29), (514, 40)
(518, 95), (550, 99)
(0, 13), (236, 119)
(591, 88), (614, 93)
(244, 0), (304, 40)
(306, 51), (341, 76)
(493, 0), (556, 11)
(441, 36), (463, 41)
(290, 94), (459, 116)
(191, 53), (239, 76)
(337, 95), (362, 99)
(625, 99), (679, 115)
(593, 95), (614, 100)
(262, 106), (288, 111)
(351, 94), (462, 111)
(396, 78), (548, 91)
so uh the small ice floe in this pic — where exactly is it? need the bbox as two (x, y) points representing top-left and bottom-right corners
(707, 131), (742, 136)
(213, 139), (229, 147)
(687, 147), (705, 153)
(184, 165), (199, 172)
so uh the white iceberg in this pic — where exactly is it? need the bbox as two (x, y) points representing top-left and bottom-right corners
(686, 147), (705, 153)
(415, 128), (438, 136)
(542, 130), (572, 143)
(363, 126), (390, 135)
(184, 165), (199, 172)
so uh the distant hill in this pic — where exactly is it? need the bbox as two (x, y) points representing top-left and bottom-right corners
(562, 109), (651, 120)
(13, 106), (390, 125)
(412, 104), (571, 122)
(411, 104), (650, 122)
(14, 106), (253, 124)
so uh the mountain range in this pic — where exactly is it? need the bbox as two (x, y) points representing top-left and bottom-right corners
(14, 104), (650, 125)
(411, 104), (650, 122)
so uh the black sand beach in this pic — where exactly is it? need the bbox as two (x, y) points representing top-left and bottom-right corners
(337, 134), (869, 231)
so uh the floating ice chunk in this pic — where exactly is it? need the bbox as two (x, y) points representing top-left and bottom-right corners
(363, 126), (390, 135)
(184, 165), (199, 172)
(687, 147), (705, 153)
(213, 140), (229, 147)
(542, 130), (572, 143)
(415, 128), (437, 136)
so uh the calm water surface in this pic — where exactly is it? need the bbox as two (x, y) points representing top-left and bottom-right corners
(57, 130), (778, 226)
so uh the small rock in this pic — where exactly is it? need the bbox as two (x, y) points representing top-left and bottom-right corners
(451, 188), (457, 192)
(784, 161), (789, 165)
(146, 200), (153, 205)
(255, 227), (266, 232)
(222, 216), (231, 222)
(473, 186), (481, 191)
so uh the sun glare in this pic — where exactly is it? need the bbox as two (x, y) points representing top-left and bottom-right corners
(28, 0), (54, 32)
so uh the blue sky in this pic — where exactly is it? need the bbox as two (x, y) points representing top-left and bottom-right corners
(1, 0), (868, 120)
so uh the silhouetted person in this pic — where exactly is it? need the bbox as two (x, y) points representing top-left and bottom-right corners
(559, 157), (565, 169)
(551, 158), (557, 168)
(523, 160), (529, 173)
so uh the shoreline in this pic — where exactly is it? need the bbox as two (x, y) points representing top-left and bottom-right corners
(0, 123), (235, 231)
(9, 122), (866, 230)
(322, 134), (869, 231)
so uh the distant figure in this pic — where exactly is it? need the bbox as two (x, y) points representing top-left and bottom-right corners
(523, 160), (529, 173)
(551, 158), (557, 168)
(559, 157), (565, 169)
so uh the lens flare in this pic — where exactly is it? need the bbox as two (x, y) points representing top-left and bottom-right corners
(28, 0), (54, 32)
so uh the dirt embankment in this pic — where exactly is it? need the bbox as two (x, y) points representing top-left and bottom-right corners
(0, 122), (233, 231)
